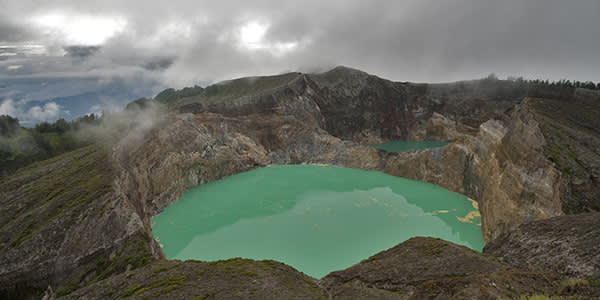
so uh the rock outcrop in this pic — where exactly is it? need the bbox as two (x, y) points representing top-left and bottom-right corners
(383, 100), (563, 240)
(484, 212), (600, 279)
(321, 237), (571, 299)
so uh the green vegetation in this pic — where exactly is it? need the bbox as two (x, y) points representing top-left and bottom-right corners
(512, 295), (563, 300)
(156, 72), (301, 108)
(528, 98), (600, 213)
(0, 114), (100, 177)
(190, 291), (218, 300)
(478, 74), (600, 102)
(0, 115), (19, 135)
(56, 281), (80, 297)
(122, 276), (187, 297)
(154, 86), (204, 103)
(506, 76), (600, 91)
(0, 144), (153, 298)
(3, 145), (113, 248)
(417, 242), (447, 257)
(559, 278), (590, 294)
(153, 267), (169, 275)
(9, 222), (35, 248)
(89, 231), (154, 284)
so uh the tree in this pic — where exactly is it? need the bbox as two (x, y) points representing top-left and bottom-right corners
(0, 115), (20, 136)
(35, 122), (53, 133)
(54, 118), (70, 133)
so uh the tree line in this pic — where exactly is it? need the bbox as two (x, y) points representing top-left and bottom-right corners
(0, 113), (102, 178)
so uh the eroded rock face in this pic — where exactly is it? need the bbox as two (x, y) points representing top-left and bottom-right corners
(484, 212), (600, 279)
(112, 111), (385, 219)
(386, 101), (563, 241)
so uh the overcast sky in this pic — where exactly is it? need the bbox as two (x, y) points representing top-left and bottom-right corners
(1, 0), (599, 123)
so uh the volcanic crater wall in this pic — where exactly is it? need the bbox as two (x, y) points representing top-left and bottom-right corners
(115, 67), (564, 244)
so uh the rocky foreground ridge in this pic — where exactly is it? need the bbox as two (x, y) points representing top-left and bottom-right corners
(1, 66), (599, 299)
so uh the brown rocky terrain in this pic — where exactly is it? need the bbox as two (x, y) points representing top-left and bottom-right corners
(1, 66), (599, 299)
(59, 238), (600, 299)
(321, 237), (570, 299)
(485, 212), (600, 279)
(62, 258), (327, 300)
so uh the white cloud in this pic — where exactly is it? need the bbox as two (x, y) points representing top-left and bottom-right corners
(0, 98), (62, 125)
(239, 21), (268, 49)
(27, 102), (60, 121)
(29, 13), (127, 46)
(0, 98), (18, 116)
(237, 21), (299, 56)
(6, 65), (23, 70)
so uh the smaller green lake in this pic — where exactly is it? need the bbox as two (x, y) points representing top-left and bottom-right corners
(373, 140), (449, 152)
(152, 165), (483, 278)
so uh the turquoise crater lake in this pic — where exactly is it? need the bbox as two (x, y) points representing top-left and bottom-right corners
(373, 140), (449, 152)
(152, 165), (483, 278)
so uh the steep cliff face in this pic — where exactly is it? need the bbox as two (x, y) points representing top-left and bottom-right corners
(111, 111), (384, 219)
(306, 67), (520, 142)
(383, 100), (563, 240)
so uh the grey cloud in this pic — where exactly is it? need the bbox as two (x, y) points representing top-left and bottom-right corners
(0, 19), (35, 43)
(64, 46), (100, 58)
(0, 0), (599, 89)
(142, 57), (175, 71)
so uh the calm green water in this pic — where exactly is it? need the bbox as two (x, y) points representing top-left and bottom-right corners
(152, 165), (483, 278)
(373, 140), (449, 152)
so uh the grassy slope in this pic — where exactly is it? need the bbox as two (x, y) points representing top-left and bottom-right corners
(62, 259), (326, 299)
(0, 145), (156, 298)
(0, 130), (88, 178)
(163, 72), (301, 108)
(0, 145), (113, 248)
